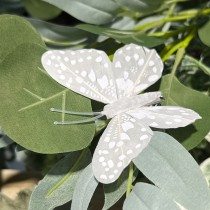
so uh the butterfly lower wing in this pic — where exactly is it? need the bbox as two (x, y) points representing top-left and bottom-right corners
(42, 49), (117, 104)
(92, 113), (153, 184)
(113, 44), (163, 98)
(129, 106), (201, 129)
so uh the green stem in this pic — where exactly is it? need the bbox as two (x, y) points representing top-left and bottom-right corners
(185, 55), (210, 76)
(126, 162), (134, 197)
(165, 48), (185, 105)
(46, 149), (87, 197)
(135, 8), (210, 31)
(161, 27), (196, 61)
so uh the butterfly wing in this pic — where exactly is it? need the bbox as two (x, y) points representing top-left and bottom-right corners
(41, 49), (117, 104)
(128, 106), (201, 129)
(92, 113), (153, 184)
(113, 44), (163, 98)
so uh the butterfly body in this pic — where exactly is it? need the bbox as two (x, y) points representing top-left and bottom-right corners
(102, 91), (162, 119)
(41, 44), (201, 184)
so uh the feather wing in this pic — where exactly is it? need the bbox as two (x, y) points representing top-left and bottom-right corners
(42, 49), (117, 104)
(128, 106), (201, 129)
(92, 113), (153, 183)
(113, 44), (163, 98)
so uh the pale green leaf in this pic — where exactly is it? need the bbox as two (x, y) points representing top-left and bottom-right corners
(76, 24), (166, 48)
(160, 74), (210, 150)
(71, 164), (98, 210)
(27, 18), (97, 48)
(116, 0), (164, 13)
(42, 0), (120, 25)
(134, 132), (210, 210)
(123, 183), (180, 210)
(22, 0), (62, 20)
(29, 149), (91, 210)
(200, 158), (210, 187)
(0, 43), (95, 153)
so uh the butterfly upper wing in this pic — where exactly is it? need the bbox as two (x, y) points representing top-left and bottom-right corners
(92, 113), (153, 184)
(128, 106), (201, 129)
(112, 44), (163, 98)
(41, 49), (117, 104)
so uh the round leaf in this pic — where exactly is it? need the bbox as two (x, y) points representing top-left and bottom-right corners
(0, 43), (95, 153)
(0, 14), (45, 62)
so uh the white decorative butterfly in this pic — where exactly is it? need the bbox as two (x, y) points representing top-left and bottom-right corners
(41, 44), (201, 184)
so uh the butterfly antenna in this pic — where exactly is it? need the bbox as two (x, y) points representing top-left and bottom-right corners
(50, 108), (101, 116)
(54, 113), (104, 125)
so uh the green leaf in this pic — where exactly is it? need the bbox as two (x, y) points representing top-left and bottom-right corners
(0, 14), (45, 63)
(0, 43), (95, 153)
(27, 18), (97, 48)
(160, 74), (210, 150)
(134, 132), (210, 210)
(200, 158), (210, 187)
(71, 164), (98, 210)
(29, 149), (91, 210)
(123, 183), (180, 210)
(22, 0), (62, 20)
(42, 0), (120, 25)
(103, 167), (137, 210)
(198, 19), (210, 47)
(116, 0), (164, 13)
(76, 24), (165, 48)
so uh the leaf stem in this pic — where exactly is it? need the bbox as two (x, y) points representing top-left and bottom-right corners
(134, 8), (210, 31)
(165, 48), (185, 105)
(126, 162), (134, 197)
(161, 27), (196, 61)
(46, 149), (87, 197)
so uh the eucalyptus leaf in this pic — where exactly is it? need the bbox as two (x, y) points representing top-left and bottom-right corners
(103, 167), (137, 210)
(0, 43), (95, 153)
(198, 19), (210, 47)
(200, 158), (210, 187)
(160, 74), (210, 150)
(42, 0), (120, 25)
(76, 24), (165, 48)
(123, 183), (180, 210)
(116, 0), (164, 13)
(0, 14), (45, 63)
(28, 18), (97, 48)
(71, 164), (98, 210)
(29, 149), (91, 210)
(22, 0), (62, 20)
(134, 132), (210, 210)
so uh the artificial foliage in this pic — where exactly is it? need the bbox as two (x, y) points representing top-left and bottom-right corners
(0, 0), (210, 209)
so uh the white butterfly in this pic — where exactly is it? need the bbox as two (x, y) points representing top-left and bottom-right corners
(41, 44), (201, 184)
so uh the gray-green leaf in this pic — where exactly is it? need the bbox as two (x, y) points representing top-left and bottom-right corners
(76, 24), (165, 48)
(134, 132), (210, 210)
(123, 183), (180, 210)
(27, 18), (97, 48)
(0, 43), (95, 153)
(116, 0), (164, 13)
(71, 164), (98, 210)
(29, 149), (91, 210)
(42, 0), (120, 25)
